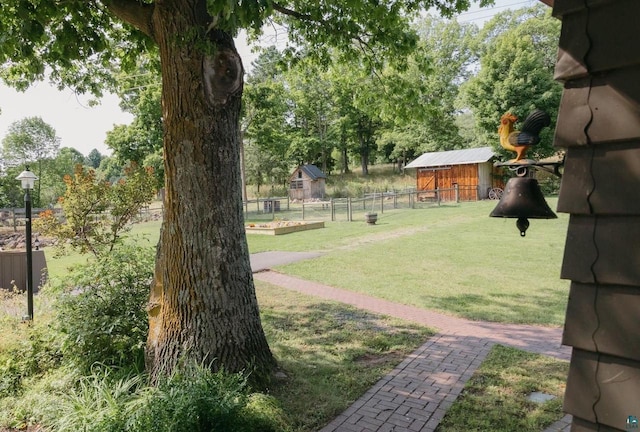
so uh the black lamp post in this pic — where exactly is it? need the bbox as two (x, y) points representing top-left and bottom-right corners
(15, 167), (38, 321)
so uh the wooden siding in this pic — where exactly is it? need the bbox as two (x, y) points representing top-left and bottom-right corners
(288, 167), (326, 200)
(415, 162), (497, 201)
(553, 0), (640, 430)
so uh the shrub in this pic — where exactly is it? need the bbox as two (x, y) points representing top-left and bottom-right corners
(0, 323), (63, 398)
(55, 243), (154, 373)
(35, 163), (156, 257)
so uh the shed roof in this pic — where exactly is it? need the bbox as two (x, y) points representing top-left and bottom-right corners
(298, 164), (326, 180)
(404, 147), (495, 169)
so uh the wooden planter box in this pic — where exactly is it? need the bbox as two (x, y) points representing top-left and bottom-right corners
(246, 221), (324, 235)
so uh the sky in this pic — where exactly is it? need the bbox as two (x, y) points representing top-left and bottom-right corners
(0, 0), (537, 158)
(0, 32), (261, 158)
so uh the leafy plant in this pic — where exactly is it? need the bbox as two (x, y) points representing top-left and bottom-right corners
(127, 362), (285, 432)
(55, 244), (154, 373)
(0, 323), (63, 398)
(35, 163), (156, 257)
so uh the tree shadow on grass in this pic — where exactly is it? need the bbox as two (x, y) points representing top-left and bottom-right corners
(419, 289), (567, 326)
(260, 300), (433, 431)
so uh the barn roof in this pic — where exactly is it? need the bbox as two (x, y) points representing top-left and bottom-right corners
(404, 147), (495, 169)
(299, 164), (326, 180)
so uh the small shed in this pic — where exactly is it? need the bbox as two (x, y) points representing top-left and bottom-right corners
(288, 164), (327, 200)
(404, 147), (500, 201)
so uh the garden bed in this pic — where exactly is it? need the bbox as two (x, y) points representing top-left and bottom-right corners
(245, 221), (324, 235)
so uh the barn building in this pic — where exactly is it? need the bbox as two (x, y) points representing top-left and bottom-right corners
(404, 147), (501, 201)
(288, 164), (327, 201)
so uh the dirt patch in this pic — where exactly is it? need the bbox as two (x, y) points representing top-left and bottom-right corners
(324, 224), (432, 253)
(355, 350), (406, 367)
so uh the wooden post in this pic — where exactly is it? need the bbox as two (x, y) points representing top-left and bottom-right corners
(347, 198), (352, 221)
(302, 202), (305, 220)
(331, 199), (335, 221)
(455, 184), (460, 203)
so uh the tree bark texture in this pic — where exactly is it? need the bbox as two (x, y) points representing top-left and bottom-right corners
(145, 1), (275, 382)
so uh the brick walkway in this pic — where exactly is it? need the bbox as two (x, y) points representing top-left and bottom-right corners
(254, 270), (572, 432)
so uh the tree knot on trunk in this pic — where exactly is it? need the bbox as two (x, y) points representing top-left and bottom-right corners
(203, 47), (243, 107)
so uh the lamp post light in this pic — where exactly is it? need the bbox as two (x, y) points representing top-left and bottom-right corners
(15, 167), (38, 321)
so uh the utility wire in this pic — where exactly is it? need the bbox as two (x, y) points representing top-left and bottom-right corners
(455, 0), (539, 23)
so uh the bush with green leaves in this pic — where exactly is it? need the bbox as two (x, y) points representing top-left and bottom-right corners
(0, 323), (63, 399)
(55, 243), (154, 373)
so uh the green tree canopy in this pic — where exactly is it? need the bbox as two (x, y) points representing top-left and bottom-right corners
(242, 48), (291, 192)
(2, 116), (60, 166)
(461, 4), (561, 160)
(2, 116), (60, 206)
(85, 148), (104, 168)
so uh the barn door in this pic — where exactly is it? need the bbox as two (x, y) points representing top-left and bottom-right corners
(418, 170), (436, 191)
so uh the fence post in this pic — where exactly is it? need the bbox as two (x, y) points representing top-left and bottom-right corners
(271, 199), (275, 220)
(12, 208), (17, 232)
(348, 198), (352, 221)
(302, 202), (305, 220)
(455, 184), (460, 203)
(330, 199), (334, 221)
(287, 196), (290, 211)
(410, 192), (414, 209)
(394, 191), (398, 209)
(381, 193), (384, 214)
(436, 188), (441, 206)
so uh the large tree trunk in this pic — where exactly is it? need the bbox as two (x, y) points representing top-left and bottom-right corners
(145, 2), (275, 383)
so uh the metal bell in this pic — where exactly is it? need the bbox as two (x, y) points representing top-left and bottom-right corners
(490, 177), (557, 237)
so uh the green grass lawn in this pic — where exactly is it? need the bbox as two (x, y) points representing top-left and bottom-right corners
(45, 200), (569, 325)
(436, 344), (569, 432)
(269, 200), (569, 325)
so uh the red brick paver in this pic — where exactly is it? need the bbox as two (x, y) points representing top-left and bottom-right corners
(254, 271), (571, 432)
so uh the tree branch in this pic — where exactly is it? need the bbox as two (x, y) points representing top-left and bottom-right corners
(102, 0), (155, 39)
(272, 2), (313, 21)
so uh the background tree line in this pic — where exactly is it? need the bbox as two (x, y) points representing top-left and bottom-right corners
(103, 4), (560, 193)
(0, 115), (114, 208)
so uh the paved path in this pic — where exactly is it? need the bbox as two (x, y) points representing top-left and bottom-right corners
(254, 270), (572, 432)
